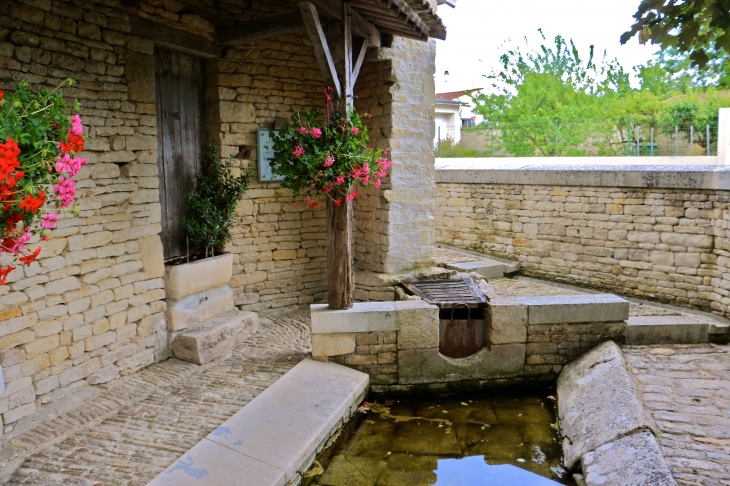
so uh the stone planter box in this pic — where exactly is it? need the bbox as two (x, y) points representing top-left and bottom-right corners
(164, 253), (233, 301)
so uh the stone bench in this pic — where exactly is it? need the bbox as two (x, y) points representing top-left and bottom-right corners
(147, 358), (368, 486)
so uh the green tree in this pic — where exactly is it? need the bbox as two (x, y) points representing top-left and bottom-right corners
(472, 31), (660, 156)
(621, 0), (730, 68)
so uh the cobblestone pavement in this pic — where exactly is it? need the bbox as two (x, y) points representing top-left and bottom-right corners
(624, 344), (730, 486)
(1, 310), (312, 485)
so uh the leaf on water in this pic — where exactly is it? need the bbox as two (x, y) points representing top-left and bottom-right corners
(385, 451), (391, 457)
(461, 402), (468, 406)
(547, 395), (555, 400)
(442, 410), (448, 413)
(517, 458), (526, 463)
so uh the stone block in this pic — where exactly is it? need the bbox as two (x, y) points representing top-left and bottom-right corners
(164, 253), (233, 301)
(489, 299), (527, 344)
(171, 311), (258, 365)
(557, 341), (653, 470)
(138, 235), (165, 279)
(397, 344), (525, 385)
(3, 402), (35, 424)
(519, 294), (629, 324)
(87, 364), (120, 385)
(626, 316), (709, 345)
(166, 285), (235, 332)
(311, 334), (357, 357)
(310, 302), (397, 334)
(395, 300), (439, 349)
(581, 431), (677, 486)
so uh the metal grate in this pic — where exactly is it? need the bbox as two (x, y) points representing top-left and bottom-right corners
(401, 277), (489, 308)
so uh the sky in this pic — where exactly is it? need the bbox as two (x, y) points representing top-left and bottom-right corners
(434, 0), (659, 94)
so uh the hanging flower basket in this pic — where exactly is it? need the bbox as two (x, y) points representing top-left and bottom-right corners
(0, 79), (86, 284)
(269, 89), (391, 208)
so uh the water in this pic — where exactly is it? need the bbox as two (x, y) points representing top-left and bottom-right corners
(305, 390), (572, 486)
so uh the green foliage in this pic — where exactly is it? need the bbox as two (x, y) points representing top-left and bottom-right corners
(472, 32), (658, 156)
(637, 46), (730, 94)
(621, 0), (730, 68)
(181, 142), (251, 257)
(269, 103), (390, 207)
(434, 137), (491, 158)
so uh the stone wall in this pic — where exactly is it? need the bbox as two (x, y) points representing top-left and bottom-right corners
(435, 165), (730, 318)
(0, 0), (326, 433)
(353, 38), (438, 275)
(311, 295), (628, 394)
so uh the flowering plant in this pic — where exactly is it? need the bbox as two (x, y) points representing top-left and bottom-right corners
(0, 80), (86, 283)
(270, 92), (390, 208)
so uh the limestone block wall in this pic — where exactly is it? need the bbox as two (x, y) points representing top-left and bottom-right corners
(202, 36), (329, 313)
(0, 0), (170, 434)
(353, 38), (438, 275)
(0, 0), (330, 433)
(435, 166), (730, 317)
(311, 295), (628, 394)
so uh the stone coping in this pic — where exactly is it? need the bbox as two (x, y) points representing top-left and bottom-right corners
(494, 294), (629, 325)
(311, 301), (436, 334)
(147, 359), (368, 486)
(435, 159), (730, 190)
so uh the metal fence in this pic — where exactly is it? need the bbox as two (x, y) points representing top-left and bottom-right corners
(436, 118), (720, 158)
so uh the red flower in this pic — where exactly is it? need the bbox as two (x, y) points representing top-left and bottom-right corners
(0, 265), (14, 284)
(0, 90), (4, 101)
(19, 247), (41, 266)
(333, 198), (342, 207)
(19, 191), (45, 214)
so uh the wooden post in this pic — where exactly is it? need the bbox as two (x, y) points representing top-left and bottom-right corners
(301, 2), (370, 309)
(325, 4), (354, 309)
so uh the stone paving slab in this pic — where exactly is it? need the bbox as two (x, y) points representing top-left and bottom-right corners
(2, 310), (312, 485)
(582, 431), (677, 486)
(624, 344), (730, 486)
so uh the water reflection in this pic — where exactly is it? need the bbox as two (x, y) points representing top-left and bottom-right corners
(436, 456), (562, 485)
(306, 391), (572, 486)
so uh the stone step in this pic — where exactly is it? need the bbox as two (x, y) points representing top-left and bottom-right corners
(171, 310), (259, 365)
(626, 315), (711, 345)
(147, 359), (368, 486)
(445, 257), (520, 279)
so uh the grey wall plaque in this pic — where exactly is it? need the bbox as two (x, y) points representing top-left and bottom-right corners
(257, 128), (284, 182)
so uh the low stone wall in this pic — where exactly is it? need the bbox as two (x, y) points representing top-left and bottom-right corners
(435, 162), (730, 318)
(311, 295), (629, 394)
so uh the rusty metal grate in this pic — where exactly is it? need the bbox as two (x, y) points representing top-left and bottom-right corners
(401, 277), (489, 308)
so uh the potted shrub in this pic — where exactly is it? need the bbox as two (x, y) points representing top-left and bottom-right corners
(164, 142), (251, 301)
(0, 80), (87, 284)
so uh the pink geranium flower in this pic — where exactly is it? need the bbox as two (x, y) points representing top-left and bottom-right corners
(293, 146), (305, 158)
(351, 127), (359, 135)
(297, 127), (308, 135)
(41, 213), (59, 229)
(323, 155), (334, 167)
(311, 127), (322, 138)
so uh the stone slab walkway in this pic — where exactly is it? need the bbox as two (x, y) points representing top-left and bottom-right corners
(624, 344), (730, 486)
(0, 310), (311, 485)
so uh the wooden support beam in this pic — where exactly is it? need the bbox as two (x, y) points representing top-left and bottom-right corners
(218, 12), (305, 46)
(296, 0), (382, 47)
(130, 16), (221, 58)
(299, 2), (342, 99)
(351, 37), (368, 86)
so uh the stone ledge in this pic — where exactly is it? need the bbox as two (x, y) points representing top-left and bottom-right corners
(517, 294), (629, 324)
(436, 160), (730, 190)
(148, 359), (368, 486)
(311, 301), (437, 335)
(626, 315), (710, 345)
(557, 341), (655, 470)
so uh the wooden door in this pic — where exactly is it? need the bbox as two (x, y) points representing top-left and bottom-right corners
(154, 49), (204, 261)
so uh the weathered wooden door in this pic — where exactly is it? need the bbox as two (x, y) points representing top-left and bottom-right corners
(154, 49), (204, 260)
